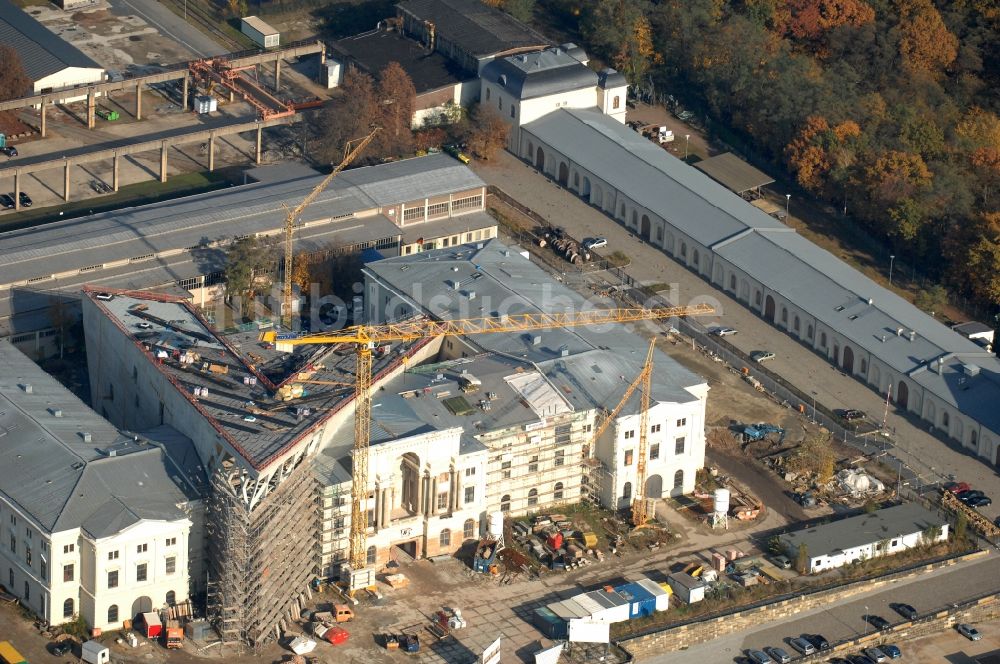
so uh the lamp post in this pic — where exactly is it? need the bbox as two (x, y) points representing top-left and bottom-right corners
(889, 254), (896, 286)
(684, 134), (690, 161)
(785, 193), (790, 219)
(811, 391), (817, 422)
(864, 606), (869, 636)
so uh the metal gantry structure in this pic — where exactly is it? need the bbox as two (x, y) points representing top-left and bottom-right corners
(262, 304), (712, 583)
(281, 128), (379, 328)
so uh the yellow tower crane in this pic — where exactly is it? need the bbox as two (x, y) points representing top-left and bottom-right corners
(261, 305), (712, 590)
(585, 338), (657, 525)
(282, 128), (380, 328)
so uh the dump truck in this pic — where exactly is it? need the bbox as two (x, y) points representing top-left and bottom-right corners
(165, 622), (184, 649)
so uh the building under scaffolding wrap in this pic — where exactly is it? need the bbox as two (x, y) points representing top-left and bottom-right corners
(206, 461), (320, 650)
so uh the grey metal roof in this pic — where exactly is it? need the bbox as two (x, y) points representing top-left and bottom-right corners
(333, 29), (471, 95)
(522, 109), (788, 247)
(694, 152), (775, 194)
(597, 68), (626, 89)
(397, 0), (550, 58)
(399, 211), (496, 244)
(0, 341), (193, 535)
(481, 48), (598, 100)
(907, 355), (1000, 434)
(952, 322), (994, 337)
(780, 503), (946, 559)
(0, 0), (103, 84)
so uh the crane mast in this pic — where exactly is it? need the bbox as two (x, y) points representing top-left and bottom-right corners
(282, 128), (379, 328)
(263, 294), (713, 590)
(632, 339), (656, 526)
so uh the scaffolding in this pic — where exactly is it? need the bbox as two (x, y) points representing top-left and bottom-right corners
(205, 461), (320, 652)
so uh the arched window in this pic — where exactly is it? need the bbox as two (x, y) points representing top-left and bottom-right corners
(573, 173), (579, 188)
(553, 482), (564, 501)
(793, 316), (800, 332)
(673, 470), (684, 489)
(619, 203), (626, 220)
(807, 324), (814, 339)
(729, 275), (736, 291)
(613, 95), (620, 109)
(527, 488), (538, 506)
(63, 598), (74, 618)
(693, 250), (700, 266)
(754, 291), (762, 306)
(622, 482), (632, 501)
(166, 590), (176, 606)
(108, 604), (119, 624)
(366, 545), (377, 566)
(942, 412), (950, 427)
(463, 519), (475, 540)
(820, 332), (827, 347)
(439, 529), (451, 547)
(780, 307), (788, 323)
(486, 87), (491, 101)
(500, 494), (511, 512)
(971, 430), (978, 447)
(680, 243), (687, 257)
(861, 359), (867, 373)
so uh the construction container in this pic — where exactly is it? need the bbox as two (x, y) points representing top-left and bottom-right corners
(185, 620), (212, 640)
(565, 591), (630, 623)
(139, 612), (162, 638)
(241, 16), (280, 48)
(635, 578), (670, 612)
(82, 640), (110, 664)
(614, 582), (657, 618)
(532, 607), (567, 639)
(193, 95), (217, 114)
(581, 531), (598, 548)
(547, 532), (563, 550)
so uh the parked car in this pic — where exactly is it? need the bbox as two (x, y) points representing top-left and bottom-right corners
(136, 322), (153, 330)
(891, 603), (918, 620)
(848, 656), (876, 664)
(967, 495), (993, 508)
(50, 641), (72, 657)
(958, 489), (986, 503)
(838, 408), (867, 421)
(1, 146), (17, 158)
(443, 144), (470, 164)
(751, 350), (776, 363)
(788, 637), (815, 655)
(242, 415), (257, 422)
(711, 326), (738, 337)
(583, 237), (608, 250)
(862, 647), (887, 662)
(881, 644), (901, 659)
(806, 634), (830, 651)
(866, 615), (891, 630)
(945, 481), (972, 494)
(746, 649), (773, 664)
(16, 191), (31, 207)
(770, 554), (792, 570)
(957, 623), (982, 641)
(0, 194), (13, 209)
(764, 647), (790, 663)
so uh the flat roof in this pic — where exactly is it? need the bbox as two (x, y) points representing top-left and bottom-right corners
(0, 341), (197, 536)
(242, 16), (279, 37)
(780, 503), (946, 558)
(0, 0), (103, 84)
(333, 29), (471, 94)
(694, 152), (775, 194)
(400, 211), (496, 244)
(397, 0), (549, 59)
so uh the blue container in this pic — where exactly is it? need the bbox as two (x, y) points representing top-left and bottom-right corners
(533, 607), (568, 639)
(615, 582), (657, 618)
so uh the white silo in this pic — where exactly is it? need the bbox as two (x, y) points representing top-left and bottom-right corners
(488, 511), (505, 538)
(711, 488), (730, 529)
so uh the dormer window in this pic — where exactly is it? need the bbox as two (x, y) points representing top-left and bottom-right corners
(498, 74), (507, 87)
(485, 88), (491, 100)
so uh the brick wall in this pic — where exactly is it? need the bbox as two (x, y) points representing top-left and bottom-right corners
(620, 550), (987, 659)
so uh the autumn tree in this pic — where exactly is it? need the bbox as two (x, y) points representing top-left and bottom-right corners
(787, 0), (875, 46)
(966, 238), (1000, 306)
(0, 45), (30, 101)
(376, 62), (416, 155)
(316, 69), (379, 165)
(896, 0), (958, 74)
(464, 104), (510, 160)
(955, 107), (1000, 151)
(785, 116), (861, 193)
(582, 0), (663, 86)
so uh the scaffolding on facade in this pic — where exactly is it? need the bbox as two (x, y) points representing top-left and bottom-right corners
(205, 461), (321, 652)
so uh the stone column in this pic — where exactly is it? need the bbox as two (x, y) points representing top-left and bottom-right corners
(373, 484), (381, 532)
(87, 89), (96, 129)
(418, 474), (426, 516)
(381, 489), (390, 528)
(430, 478), (439, 515)
(181, 75), (189, 111)
(275, 56), (282, 91)
(159, 141), (168, 183)
(112, 152), (120, 192)
(208, 133), (216, 172)
(40, 98), (47, 138)
(453, 471), (462, 512)
(135, 82), (142, 120)
(63, 160), (70, 201)
(13, 172), (20, 211)
(255, 125), (262, 165)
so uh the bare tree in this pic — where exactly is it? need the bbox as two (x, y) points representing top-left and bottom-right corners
(0, 45), (31, 101)
(465, 104), (510, 160)
(315, 69), (379, 165)
(376, 62), (416, 154)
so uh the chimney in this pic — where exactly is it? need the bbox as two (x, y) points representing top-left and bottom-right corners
(908, 331), (916, 341)
(81, 432), (92, 443)
(50, 408), (62, 418)
(896, 327), (904, 337)
(21, 384), (32, 394)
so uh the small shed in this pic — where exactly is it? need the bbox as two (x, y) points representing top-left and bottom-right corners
(81, 641), (109, 664)
(634, 578), (670, 612)
(667, 572), (706, 604)
(614, 582), (656, 618)
(241, 16), (280, 48)
(139, 612), (162, 638)
(694, 152), (775, 200)
(571, 590), (630, 623)
(532, 606), (567, 639)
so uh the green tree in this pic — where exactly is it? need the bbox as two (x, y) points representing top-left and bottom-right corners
(921, 524), (942, 545)
(581, 0), (662, 86)
(955, 511), (968, 543)
(225, 237), (275, 320)
(795, 542), (810, 574)
(767, 534), (784, 555)
(913, 285), (947, 313)
(316, 69), (379, 165)
(503, 0), (535, 23)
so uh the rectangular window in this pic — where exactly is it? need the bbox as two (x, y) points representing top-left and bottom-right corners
(583, 424), (592, 433)
(651, 424), (661, 433)
(464, 467), (476, 477)
(25, 547), (30, 566)
(426, 201), (449, 217)
(40, 559), (46, 582)
(63, 544), (74, 554)
(437, 492), (448, 510)
(650, 443), (660, 460)
(528, 456), (539, 473)
(166, 537), (176, 547)
(165, 557), (176, 575)
(107, 570), (118, 588)
(613, 95), (620, 109)
(451, 194), (483, 211)
(136, 563), (147, 582)
(624, 430), (635, 439)
(624, 450), (634, 466)
(554, 423), (572, 446)
(108, 550), (119, 561)
(464, 486), (475, 504)
(501, 460), (511, 479)
(676, 418), (687, 427)
(402, 206), (424, 223)
(63, 564), (74, 582)
(136, 543), (147, 554)
(554, 450), (565, 467)
(675, 437), (686, 455)
(510, 104), (516, 118)
(9, 535), (14, 553)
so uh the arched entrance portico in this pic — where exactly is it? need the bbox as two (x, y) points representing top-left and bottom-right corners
(132, 596), (152, 619)
(897, 381), (909, 410)
(764, 295), (776, 322)
(842, 346), (855, 374)
(646, 474), (663, 499)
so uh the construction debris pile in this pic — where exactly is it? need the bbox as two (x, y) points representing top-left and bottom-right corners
(536, 227), (592, 265)
(833, 468), (886, 499)
(513, 514), (603, 571)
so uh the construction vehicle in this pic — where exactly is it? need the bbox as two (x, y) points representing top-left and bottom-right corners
(313, 605), (354, 623)
(261, 305), (713, 593)
(164, 622), (183, 649)
(743, 423), (785, 443)
(312, 623), (349, 646)
(281, 128), (379, 328)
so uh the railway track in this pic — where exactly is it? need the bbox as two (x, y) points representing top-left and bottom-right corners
(158, 0), (247, 52)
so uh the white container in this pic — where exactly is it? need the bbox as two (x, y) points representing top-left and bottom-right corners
(713, 488), (731, 515)
(82, 641), (110, 664)
(193, 95), (217, 114)
(489, 511), (504, 538)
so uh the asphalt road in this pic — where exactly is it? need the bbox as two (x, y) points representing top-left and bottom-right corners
(107, 0), (227, 58)
(643, 552), (1000, 664)
(473, 152), (1000, 521)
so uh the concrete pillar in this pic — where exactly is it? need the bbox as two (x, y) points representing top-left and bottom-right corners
(135, 82), (142, 120)
(255, 125), (262, 165)
(275, 56), (282, 91)
(181, 75), (189, 111)
(373, 484), (381, 532)
(381, 489), (390, 528)
(112, 152), (120, 192)
(40, 98), (47, 138)
(453, 470), (462, 512)
(159, 141), (168, 183)
(13, 172), (20, 211)
(320, 42), (326, 66)
(208, 133), (216, 171)
(418, 475), (426, 516)
(63, 160), (70, 201)
(228, 88), (234, 104)
(430, 478), (439, 515)
(87, 89), (96, 129)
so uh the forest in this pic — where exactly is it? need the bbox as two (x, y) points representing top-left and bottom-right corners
(513, 0), (1000, 313)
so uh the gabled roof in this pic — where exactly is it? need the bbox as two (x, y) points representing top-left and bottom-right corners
(481, 48), (598, 100)
(0, 0), (102, 84)
(780, 503), (946, 558)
